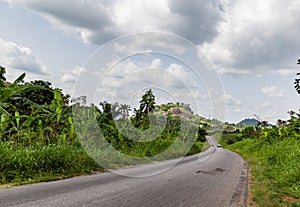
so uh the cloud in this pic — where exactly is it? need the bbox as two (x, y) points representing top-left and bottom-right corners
(201, 0), (300, 75)
(61, 73), (75, 83)
(166, 0), (223, 44)
(99, 59), (197, 92)
(271, 69), (299, 76)
(150, 59), (162, 68)
(61, 66), (86, 83)
(224, 94), (242, 106)
(202, 88), (241, 106)
(261, 86), (286, 97)
(0, 38), (50, 75)
(5, 0), (224, 45)
(261, 101), (270, 108)
(71, 56), (212, 113)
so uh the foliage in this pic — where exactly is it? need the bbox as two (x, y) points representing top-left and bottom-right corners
(223, 110), (300, 206)
(0, 69), (102, 184)
(133, 89), (156, 129)
(295, 75), (300, 94)
(0, 70), (207, 185)
(295, 59), (300, 94)
(228, 138), (300, 207)
(0, 66), (6, 87)
(119, 104), (131, 119)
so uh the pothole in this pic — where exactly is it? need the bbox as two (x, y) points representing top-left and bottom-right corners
(196, 168), (225, 175)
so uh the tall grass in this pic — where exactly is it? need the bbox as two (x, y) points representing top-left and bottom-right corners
(0, 141), (101, 185)
(227, 137), (300, 207)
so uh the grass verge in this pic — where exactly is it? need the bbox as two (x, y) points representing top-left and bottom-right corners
(0, 140), (204, 187)
(0, 141), (103, 187)
(225, 138), (300, 207)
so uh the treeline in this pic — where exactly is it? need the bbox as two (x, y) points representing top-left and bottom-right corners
(221, 113), (300, 145)
(0, 67), (207, 185)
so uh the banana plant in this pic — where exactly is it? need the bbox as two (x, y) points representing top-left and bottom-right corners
(0, 72), (26, 103)
(52, 89), (63, 124)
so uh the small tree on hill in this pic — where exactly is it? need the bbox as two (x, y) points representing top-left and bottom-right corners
(134, 89), (156, 129)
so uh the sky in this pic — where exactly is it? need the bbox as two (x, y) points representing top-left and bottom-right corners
(0, 0), (300, 123)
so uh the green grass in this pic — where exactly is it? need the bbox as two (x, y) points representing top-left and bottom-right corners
(0, 141), (103, 186)
(226, 138), (300, 207)
(0, 139), (204, 187)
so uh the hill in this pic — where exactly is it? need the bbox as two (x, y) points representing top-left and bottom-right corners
(238, 118), (259, 126)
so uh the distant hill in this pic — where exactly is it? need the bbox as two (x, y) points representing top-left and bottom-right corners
(238, 118), (259, 126)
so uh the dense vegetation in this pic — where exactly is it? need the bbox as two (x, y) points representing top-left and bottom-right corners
(221, 113), (300, 206)
(0, 67), (208, 185)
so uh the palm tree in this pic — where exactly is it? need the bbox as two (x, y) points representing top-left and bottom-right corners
(119, 104), (131, 119)
(277, 119), (287, 127)
(99, 101), (121, 119)
(111, 102), (121, 119)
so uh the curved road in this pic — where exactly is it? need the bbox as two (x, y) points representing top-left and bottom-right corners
(0, 138), (248, 207)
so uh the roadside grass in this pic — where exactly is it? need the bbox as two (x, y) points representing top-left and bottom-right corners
(225, 138), (300, 207)
(0, 141), (103, 187)
(0, 139), (204, 187)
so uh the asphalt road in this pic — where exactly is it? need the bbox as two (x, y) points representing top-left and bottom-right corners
(0, 138), (248, 207)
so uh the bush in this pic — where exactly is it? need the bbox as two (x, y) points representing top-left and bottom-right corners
(221, 132), (243, 144)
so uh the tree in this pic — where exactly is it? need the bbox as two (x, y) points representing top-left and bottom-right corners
(295, 59), (300, 94)
(8, 80), (69, 115)
(196, 126), (207, 142)
(111, 102), (121, 119)
(253, 114), (269, 128)
(134, 89), (156, 128)
(0, 66), (6, 87)
(139, 89), (156, 114)
(71, 95), (87, 106)
(24, 80), (54, 105)
(98, 102), (122, 119)
(277, 119), (287, 127)
(119, 104), (131, 119)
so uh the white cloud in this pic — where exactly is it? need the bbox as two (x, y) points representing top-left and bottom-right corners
(271, 69), (299, 76)
(201, 0), (300, 75)
(234, 108), (242, 113)
(0, 38), (50, 75)
(261, 86), (286, 98)
(5, 0), (224, 45)
(202, 89), (241, 106)
(261, 101), (270, 108)
(61, 66), (86, 83)
(61, 73), (75, 83)
(150, 59), (162, 68)
(224, 94), (242, 106)
(217, 67), (253, 75)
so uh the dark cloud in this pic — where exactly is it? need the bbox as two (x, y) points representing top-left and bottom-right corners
(6, 0), (224, 45)
(167, 0), (223, 44)
(201, 0), (300, 74)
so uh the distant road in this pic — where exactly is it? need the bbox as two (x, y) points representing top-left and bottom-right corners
(0, 137), (248, 207)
